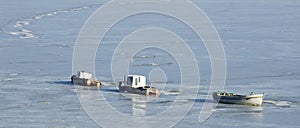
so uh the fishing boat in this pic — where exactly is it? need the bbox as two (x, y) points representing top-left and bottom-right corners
(118, 75), (160, 96)
(213, 91), (264, 106)
(71, 71), (101, 87)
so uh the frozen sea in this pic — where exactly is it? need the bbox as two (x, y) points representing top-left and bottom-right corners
(1, 0), (300, 127)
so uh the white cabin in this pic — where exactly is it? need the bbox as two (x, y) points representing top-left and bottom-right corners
(125, 75), (147, 88)
(77, 71), (92, 79)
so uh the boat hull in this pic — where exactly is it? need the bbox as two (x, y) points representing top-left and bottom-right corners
(71, 75), (101, 87)
(213, 92), (264, 106)
(119, 85), (160, 96)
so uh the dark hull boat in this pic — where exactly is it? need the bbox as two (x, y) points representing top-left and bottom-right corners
(71, 71), (101, 87)
(118, 84), (160, 96)
(118, 75), (160, 96)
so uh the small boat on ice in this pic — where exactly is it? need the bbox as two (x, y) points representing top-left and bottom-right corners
(213, 91), (264, 106)
(71, 71), (101, 87)
(118, 75), (160, 96)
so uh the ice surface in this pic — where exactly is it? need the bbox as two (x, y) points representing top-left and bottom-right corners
(0, 0), (300, 127)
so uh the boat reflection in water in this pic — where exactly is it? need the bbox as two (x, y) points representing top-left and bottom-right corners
(121, 93), (158, 117)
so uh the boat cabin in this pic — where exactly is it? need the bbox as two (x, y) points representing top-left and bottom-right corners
(77, 71), (92, 79)
(125, 75), (147, 88)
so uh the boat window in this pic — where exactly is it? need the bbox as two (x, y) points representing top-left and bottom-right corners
(127, 77), (133, 85)
(139, 77), (140, 82)
(135, 78), (138, 86)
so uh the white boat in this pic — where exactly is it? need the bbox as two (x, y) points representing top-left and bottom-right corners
(71, 71), (101, 87)
(118, 75), (160, 96)
(213, 91), (264, 106)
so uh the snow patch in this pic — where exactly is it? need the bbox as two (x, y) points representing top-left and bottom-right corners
(264, 100), (292, 107)
(7, 5), (99, 39)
